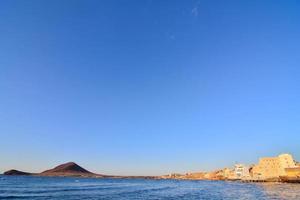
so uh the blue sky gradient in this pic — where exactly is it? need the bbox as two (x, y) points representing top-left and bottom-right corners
(0, 0), (300, 175)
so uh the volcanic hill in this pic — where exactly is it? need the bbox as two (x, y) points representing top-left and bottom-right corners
(3, 162), (155, 179)
(40, 162), (102, 177)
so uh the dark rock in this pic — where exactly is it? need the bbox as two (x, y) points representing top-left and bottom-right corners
(4, 170), (31, 176)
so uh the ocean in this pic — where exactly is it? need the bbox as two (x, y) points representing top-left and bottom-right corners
(0, 175), (300, 200)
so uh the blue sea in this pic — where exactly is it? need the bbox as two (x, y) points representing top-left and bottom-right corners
(0, 175), (300, 200)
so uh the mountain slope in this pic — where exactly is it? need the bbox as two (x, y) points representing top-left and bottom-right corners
(40, 162), (102, 177)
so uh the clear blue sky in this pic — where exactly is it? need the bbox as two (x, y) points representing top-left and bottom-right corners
(0, 0), (299, 176)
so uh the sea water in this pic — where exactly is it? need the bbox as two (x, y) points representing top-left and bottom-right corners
(0, 175), (300, 200)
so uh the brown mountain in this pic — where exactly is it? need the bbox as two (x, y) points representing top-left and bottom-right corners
(3, 162), (155, 179)
(4, 170), (32, 176)
(40, 162), (102, 177)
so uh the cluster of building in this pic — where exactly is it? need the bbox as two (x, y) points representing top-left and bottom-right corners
(250, 153), (299, 181)
(160, 153), (300, 182)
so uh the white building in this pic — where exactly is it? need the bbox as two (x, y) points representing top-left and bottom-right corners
(234, 164), (250, 179)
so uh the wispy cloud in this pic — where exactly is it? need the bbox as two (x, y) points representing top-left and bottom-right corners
(169, 34), (175, 40)
(166, 32), (176, 41)
(191, 1), (201, 17)
(191, 6), (199, 17)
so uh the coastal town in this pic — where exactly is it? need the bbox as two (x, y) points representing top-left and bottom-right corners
(160, 153), (300, 183)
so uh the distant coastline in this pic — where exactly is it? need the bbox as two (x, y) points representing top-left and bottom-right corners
(3, 162), (157, 179)
(3, 153), (300, 184)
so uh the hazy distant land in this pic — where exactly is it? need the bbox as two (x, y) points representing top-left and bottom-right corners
(3, 162), (157, 179)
